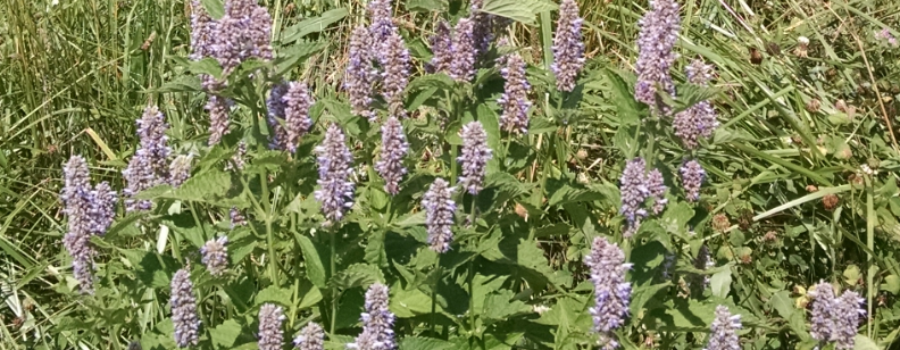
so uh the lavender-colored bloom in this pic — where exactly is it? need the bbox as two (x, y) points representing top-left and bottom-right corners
(190, 0), (216, 60)
(808, 282), (836, 342)
(201, 236), (229, 276)
(585, 237), (631, 349)
(293, 322), (325, 350)
(62, 156), (95, 294)
(380, 32), (410, 117)
(646, 169), (667, 215)
(88, 182), (117, 236)
(367, 0), (395, 46)
(225, 141), (247, 171)
(345, 26), (375, 120)
(427, 20), (452, 74)
(123, 151), (154, 211)
(422, 178), (456, 253)
(124, 105), (170, 211)
(680, 160), (705, 202)
(457, 121), (492, 195)
(619, 158), (649, 237)
(259, 304), (286, 350)
(634, 0), (681, 115)
(169, 154), (193, 187)
(469, 0), (492, 57)
(267, 81), (291, 150)
(450, 19), (477, 82)
(375, 116), (409, 195)
(552, 0), (585, 92)
(674, 60), (718, 149)
(171, 268), (200, 348)
(876, 28), (899, 47)
(230, 207), (247, 229)
(690, 244), (714, 290)
(498, 53), (531, 135)
(704, 305), (742, 350)
(494, 36), (511, 68)
(348, 283), (395, 350)
(213, 0), (273, 72)
(283, 81), (314, 153)
(207, 95), (232, 146)
(315, 124), (355, 225)
(833, 291), (865, 350)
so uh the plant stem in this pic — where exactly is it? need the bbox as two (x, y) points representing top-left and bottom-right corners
(431, 254), (441, 335)
(330, 224), (339, 335)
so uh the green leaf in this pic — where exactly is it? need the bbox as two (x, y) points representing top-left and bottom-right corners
(281, 8), (348, 43)
(398, 337), (455, 350)
(330, 263), (384, 291)
(156, 75), (201, 93)
(255, 285), (292, 307)
(769, 290), (795, 319)
(480, 0), (557, 25)
(294, 232), (327, 288)
(710, 269), (732, 298)
(852, 335), (880, 350)
(881, 275), (900, 294)
(209, 319), (241, 348)
(483, 290), (532, 323)
(297, 280), (324, 310)
(406, 0), (444, 11)
(273, 41), (329, 76)
(389, 286), (435, 318)
(200, 0), (224, 19)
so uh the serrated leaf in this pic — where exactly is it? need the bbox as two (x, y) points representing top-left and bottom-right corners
(710, 269), (732, 298)
(209, 319), (241, 348)
(330, 264), (384, 291)
(294, 232), (327, 288)
(389, 286), (434, 318)
(255, 285), (292, 307)
(297, 281), (324, 310)
(281, 8), (348, 43)
(480, 0), (557, 25)
(398, 337), (455, 350)
(156, 75), (201, 93)
(769, 290), (795, 319)
(852, 335), (880, 350)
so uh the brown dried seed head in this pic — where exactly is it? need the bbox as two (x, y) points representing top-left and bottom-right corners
(823, 194), (839, 210)
(805, 99), (821, 113)
(514, 202), (527, 218)
(750, 47), (763, 65)
(712, 213), (731, 233)
(806, 185), (818, 192)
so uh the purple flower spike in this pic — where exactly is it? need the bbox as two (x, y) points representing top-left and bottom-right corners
(428, 20), (453, 74)
(450, 18), (477, 82)
(680, 160), (705, 202)
(367, 0), (395, 48)
(704, 306), (742, 350)
(552, 0), (585, 92)
(294, 322), (325, 350)
(259, 304), (286, 350)
(498, 53), (531, 135)
(207, 95), (232, 146)
(171, 268), (200, 348)
(201, 236), (229, 276)
(88, 181), (117, 236)
(646, 169), (667, 215)
(314, 124), (355, 225)
(283, 81), (314, 153)
(348, 283), (396, 350)
(833, 290), (865, 350)
(345, 26), (375, 120)
(635, 0), (681, 115)
(469, 0), (493, 57)
(190, 0), (216, 60)
(674, 60), (718, 149)
(809, 282), (836, 342)
(422, 178), (456, 253)
(213, 0), (273, 72)
(267, 81), (291, 150)
(585, 237), (632, 349)
(619, 158), (649, 237)
(61, 156), (95, 294)
(380, 32), (410, 117)
(124, 105), (171, 211)
(169, 154), (193, 187)
(375, 116), (409, 195)
(457, 121), (492, 195)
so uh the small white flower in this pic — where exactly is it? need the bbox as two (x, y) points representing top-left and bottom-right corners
(533, 305), (551, 315)
(798, 36), (810, 45)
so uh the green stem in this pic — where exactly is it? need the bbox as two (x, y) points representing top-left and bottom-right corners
(330, 225), (339, 335)
(431, 255), (441, 334)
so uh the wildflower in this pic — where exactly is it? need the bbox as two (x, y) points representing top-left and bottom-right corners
(267, 81), (291, 150)
(171, 268), (200, 348)
(498, 52), (531, 135)
(422, 178), (456, 253)
(169, 154), (193, 187)
(190, 0), (217, 60)
(88, 182), (117, 235)
(876, 28), (898, 47)
(673, 60), (718, 149)
(469, 0), (493, 57)
(619, 158), (649, 237)
(201, 236), (229, 276)
(283, 81), (314, 153)
(457, 121), (492, 195)
(314, 124), (355, 225)
(213, 0), (272, 72)
(795, 36), (810, 57)
(124, 105), (171, 211)
(345, 26), (375, 119)
(380, 32), (410, 117)
(646, 169), (667, 215)
(348, 283), (395, 350)
(634, 0), (681, 115)
(584, 237), (632, 349)
(294, 322), (325, 350)
(375, 116), (409, 195)
(704, 305), (741, 350)
(61, 156), (96, 294)
(367, 0), (395, 46)
(680, 160), (705, 202)
(225, 141), (247, 171)
(206, 94), (232, 146)
(552, 0), (585, 92)
(832, 290), (865, 350)
(230, 207), (247, 229)
(427, 20), (452, 74)
(259, 304), (286, 350)
(494, 36), (511, 67)
(808, 282), (836, 342)
(450, 18), (476, 82)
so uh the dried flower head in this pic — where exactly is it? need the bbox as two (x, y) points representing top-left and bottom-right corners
(680, 160), (705, 202)
(498, 53), (531, 135)
(457, 121), (492, 194)
(422, 178), (457, 253)
(450, 18), (477, 82)
(674, 60), (718, 149)
(427, 20), (453, 74)
(380, 32), (410, 117)
(294, 322), (325, 350)
(552, 0), (585, 92)
(207, 95), (232, 146)
(348, 283), (396, 350)
(704, 306), (742, 350)
(201, 236), (229, 276)
(585, 237), (632, 349)
(634, 0), (681, 115)
(375, 116), (409, 195)
(315, 124), (355, 225)
(345, 26), (376, 119)
(169, 154), (193, 187)
(171, 268), (200, 348)
(283, 81), (314, 153)
(258, 304), (286, 350)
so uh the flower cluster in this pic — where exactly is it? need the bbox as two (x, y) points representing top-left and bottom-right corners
(189, 0), (216, 60)
(348, 283), (396, 350)
(294, 322), (325, 350)
(646, 169), (667, 215)
(450, 18), (476, 82)
(674, 60), (718, 149)
(123, 105), (171, 211)
(427, 20), (453, 74)
(584, 237), (632, 349)
(315, 124), (355, 225)
(422, 178), (457, 253)
(551, 0), (585, 92)
(283, 81), (314, 153)
(169, 154), (193, 187)
(690, 244), (714, 291)
(201, 236), (229, 276)
(267, 81), (291, 150)
(258, 304), (286, 350)
(469, 0), (493, 56)
(345, 26), (376, 119)
(225, 141), (247, 171)
(808, 282), (866, 349)
(634, 0), (681, 115)
(367, 0), (395, 48)
(704, 305), (742, 350)
(375, 116), (409, 195)
(499, 52), (531, 135)
(214, 0), (273, 71)
(680, 159), (705, 202)
(230, 207), (247, 229)
(206, 95), (232, 146)
(619, 158), (668, 237)
(380, 32), (410, 117)
(457, 121), (492, 195)
(171, 268), (200, 348)
(876, 28), (899, 47)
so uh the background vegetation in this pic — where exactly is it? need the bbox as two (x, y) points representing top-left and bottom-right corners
(1, 0), (900, 348)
